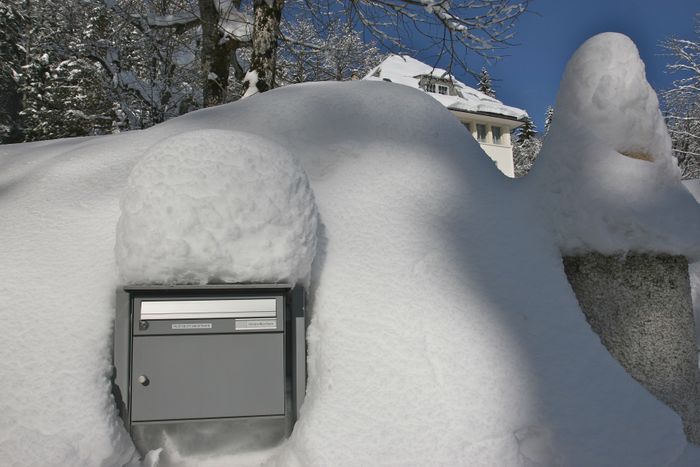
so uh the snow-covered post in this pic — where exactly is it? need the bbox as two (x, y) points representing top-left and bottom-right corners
(530, 32), (700, 445)
(563, 254), (700, 443)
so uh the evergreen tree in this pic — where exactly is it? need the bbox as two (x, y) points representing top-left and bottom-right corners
(515, 116), (537, 143)
(512, 116), (541, 177)
(478, 67), (495, 97)
(513, 137), (542, 177)
(19, 56), (115, 141)
(544, 105), (554, 136)
(0, 1), (26, 143)
(16, 0), (117, 141)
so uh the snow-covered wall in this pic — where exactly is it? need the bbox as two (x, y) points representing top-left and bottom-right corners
(564, 253), (700, 443)
(681, 180), (700, 371)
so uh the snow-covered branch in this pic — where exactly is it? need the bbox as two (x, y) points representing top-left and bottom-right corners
(339, 0), (529, 75)
(661, 14), (700, 179)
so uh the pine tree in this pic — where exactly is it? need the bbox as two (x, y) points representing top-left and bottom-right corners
(513, 138), (542, 177)
(478, 67), (495, 97)
(544, 106), (554, 136)
(512, 116), (540, 176)
(19, 56), (115, 141)
(16, 0), (117, 141)
(515, 116), (537, 143)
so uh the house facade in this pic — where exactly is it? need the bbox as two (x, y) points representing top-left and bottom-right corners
(364, 55), (527, 177)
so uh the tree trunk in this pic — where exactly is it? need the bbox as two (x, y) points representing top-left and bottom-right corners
(199, 0), (231, 107)
(0, 2), (25, 143)
(244, 0), (284, 95)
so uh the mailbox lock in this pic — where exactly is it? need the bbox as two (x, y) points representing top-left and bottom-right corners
(139, 320), (149, 330)
(138, 375), (150, 386)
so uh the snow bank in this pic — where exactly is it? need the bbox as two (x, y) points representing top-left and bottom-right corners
(116, 129), (317, 285)
(2, 32), (700, 467)
(530, 33), (700, 259)
(0, 134), (148, 467)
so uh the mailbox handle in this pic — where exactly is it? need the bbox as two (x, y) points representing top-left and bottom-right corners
(138, 375), (150, 386)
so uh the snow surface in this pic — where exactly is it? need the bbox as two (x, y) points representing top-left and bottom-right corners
(2, 32), (700, 467)
(116, 129), (317, 285)
(364, 54), (528, 120)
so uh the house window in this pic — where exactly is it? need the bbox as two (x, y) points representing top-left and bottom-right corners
(425, 83), (436, 93)
(463, 122), (472, 133)
(492, 126), (502, 144)
(438, 85), (448, 95)
(476, 124), (487, 142)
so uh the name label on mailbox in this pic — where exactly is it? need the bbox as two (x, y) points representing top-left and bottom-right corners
(171, 323), (213, 330)
(235, 319), (278, 331)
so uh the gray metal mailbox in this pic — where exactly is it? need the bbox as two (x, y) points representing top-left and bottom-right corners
(112, 284), (306, 439)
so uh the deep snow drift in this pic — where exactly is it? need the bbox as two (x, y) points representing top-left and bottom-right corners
(1, 33), (700, 467)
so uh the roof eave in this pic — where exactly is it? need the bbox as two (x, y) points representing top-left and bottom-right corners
(447, 107), (526, 124)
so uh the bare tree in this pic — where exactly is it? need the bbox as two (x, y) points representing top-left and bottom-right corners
(4, 0), (530, 141)
(334, 0), (529, 78)
(277, 15), (384, 84)
(661, 14), (700, 179)
(111, 0), (529, 103)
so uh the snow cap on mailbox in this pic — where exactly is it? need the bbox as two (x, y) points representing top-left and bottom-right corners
(116, 129), (318, 285)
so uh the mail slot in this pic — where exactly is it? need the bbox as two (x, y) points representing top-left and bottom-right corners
(112, 284), (306, 445)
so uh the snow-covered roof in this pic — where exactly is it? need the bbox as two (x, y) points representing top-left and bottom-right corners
(364, 54), (528, 121)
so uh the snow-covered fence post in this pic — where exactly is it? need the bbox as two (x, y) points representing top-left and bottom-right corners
(563, 253), (700, 444)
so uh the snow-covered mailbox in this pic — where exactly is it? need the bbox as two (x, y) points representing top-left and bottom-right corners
(112, 284), (306, 441)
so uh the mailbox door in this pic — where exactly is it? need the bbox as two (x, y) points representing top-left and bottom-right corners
(130, 333), (284, 422)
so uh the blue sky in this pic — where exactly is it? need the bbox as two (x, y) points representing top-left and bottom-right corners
(422, 0), (699, 131)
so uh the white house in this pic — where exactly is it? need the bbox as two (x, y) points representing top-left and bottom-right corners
(364, 55), (527, 177)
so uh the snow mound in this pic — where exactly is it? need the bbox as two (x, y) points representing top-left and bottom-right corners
(553, 33), (672, 162)
(531, 32), (700, 258)
(116, 129), (318, 285)
(3, 33), (700, 467)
